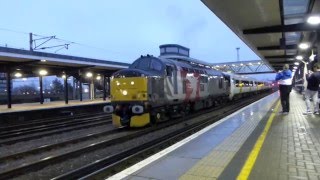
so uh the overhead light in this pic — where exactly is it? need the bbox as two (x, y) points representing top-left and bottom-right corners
(307, 15), (320, 25)
(298, 43), (310, 49)
(96, 75), (101, 80)
(22, 78), (27, 81)
(14, 72), (22, 78)
(41, 59), (47, 62)
(294, 62), (299, 65)
(39, 69), (48, 76)
(296, 55), (303, 60)
(86, 72), (93, 78)
(62, 75), (66, 79)
(293, 66), (298, 69)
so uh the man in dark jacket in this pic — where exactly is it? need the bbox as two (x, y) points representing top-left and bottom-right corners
(275, 64), (292, 114)
(303, 62), (320, 115)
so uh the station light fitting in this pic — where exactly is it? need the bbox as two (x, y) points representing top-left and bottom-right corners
(294, 62), (299, 65)
(62, 75), (66, 79)
(296, 55), (303, 60)
(14, 72), (22, 78)
(307, 15), (320, 25)
(293, 66), (298, 69)
(298, 43), (310, 50)
(39, 69), (48, 76)
(96, 75), (101, 80)
(41, 59), (47, 62)
(22, 78), (27, 81)
(240, 63), (244, 66)
(86, 72), (93, 78)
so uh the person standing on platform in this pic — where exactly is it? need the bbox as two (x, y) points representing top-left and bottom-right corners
(275, 64), (292, 114)
(303, 62), (320, 115)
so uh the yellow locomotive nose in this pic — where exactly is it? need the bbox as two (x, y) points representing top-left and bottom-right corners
(111, 77), (148, 101)
(110, 77), (150, 127)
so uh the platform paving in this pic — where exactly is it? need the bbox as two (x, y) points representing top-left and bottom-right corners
(249, 91), (320, 180)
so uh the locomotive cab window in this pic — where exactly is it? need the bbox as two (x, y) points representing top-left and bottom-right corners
(166, 65), (173, 76)
(150, 59), (163, 71)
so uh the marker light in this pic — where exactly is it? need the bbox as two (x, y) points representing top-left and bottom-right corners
(307, 15), (320, 25)
(122, 90), (128, 95)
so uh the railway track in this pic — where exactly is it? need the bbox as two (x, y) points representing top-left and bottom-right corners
(0, 114), (111, 138)
(0, 115), (111, 145)
(0, 92), (272, 179)
(0, 112), (107, 132)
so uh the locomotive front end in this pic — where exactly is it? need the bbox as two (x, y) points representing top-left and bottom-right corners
(104, 69), (151, 128)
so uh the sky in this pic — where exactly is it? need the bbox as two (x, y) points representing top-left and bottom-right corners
(0, 0), (262, 63)
(1, 0), (276, 82)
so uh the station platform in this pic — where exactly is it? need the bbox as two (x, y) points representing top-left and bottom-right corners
(108, 90), (320, 180)
(0, 99), (110, 123)
(0, 99), (110, 114)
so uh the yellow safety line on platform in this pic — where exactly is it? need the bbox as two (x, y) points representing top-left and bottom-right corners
(237, 100), (280, 180)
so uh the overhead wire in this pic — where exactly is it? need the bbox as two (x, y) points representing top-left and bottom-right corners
(0, 27), (136, 57)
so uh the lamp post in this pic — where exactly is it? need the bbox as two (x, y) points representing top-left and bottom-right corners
(39, 69), (47, 104)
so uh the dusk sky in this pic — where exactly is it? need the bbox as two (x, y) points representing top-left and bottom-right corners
(0, 0), (261, 64)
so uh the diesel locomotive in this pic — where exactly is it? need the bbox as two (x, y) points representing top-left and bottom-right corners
(104, 44), (271, 127)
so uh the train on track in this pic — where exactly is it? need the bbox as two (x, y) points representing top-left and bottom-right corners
(104, 44), (272, 128)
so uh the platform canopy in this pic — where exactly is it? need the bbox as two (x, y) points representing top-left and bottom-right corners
(0, 47), (129, 77)
(202, 0), (320, 72)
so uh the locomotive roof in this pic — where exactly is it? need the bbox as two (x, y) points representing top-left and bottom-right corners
(158, 56), (223, 76)
(159, 54), (211, 67)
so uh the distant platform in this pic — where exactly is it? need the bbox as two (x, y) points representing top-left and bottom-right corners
(0, 99), (110, 115)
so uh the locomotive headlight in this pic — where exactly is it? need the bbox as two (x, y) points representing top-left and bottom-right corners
(103, 105), (114, 113)
(122, 90), (128, 95)
(132, 105), (144, 114)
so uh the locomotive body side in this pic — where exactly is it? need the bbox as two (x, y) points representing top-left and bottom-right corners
(105, 55), (271, 128)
